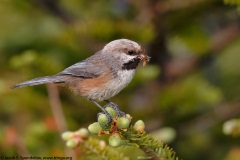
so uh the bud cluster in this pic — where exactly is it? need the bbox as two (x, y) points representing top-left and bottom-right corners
(61, 128), (89, 148)
(87, 107), (145, 148)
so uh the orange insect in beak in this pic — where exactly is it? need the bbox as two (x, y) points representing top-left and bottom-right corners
(137, 53), (150, 67)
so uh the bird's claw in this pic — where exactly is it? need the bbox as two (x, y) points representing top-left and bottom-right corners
(97, 111), (113, 125)
(104, 102), (126, 117)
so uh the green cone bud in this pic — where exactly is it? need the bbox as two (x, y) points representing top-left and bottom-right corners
(61, 131), (73, 141)
(109, 134), (122, 148)
(126, 114), (132, 121)
(105, 107), (117, 118)
(134, 120), (145, 132)
(98, 114), (110, 130)
(76, 128), (89, 139)
(88, 122), (102, 134)
(117, 117), (130, 129)
(66, 139), (78, 148)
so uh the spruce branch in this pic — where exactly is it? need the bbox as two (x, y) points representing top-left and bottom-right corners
(61, 129), (129, 159)
(119, 126), (178, 160)
(81, 137), (129, 160)
(62, 108), (179, 160)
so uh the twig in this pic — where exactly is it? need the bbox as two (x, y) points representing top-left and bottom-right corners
(47, 84), (76, 159)
(140, 146), (162, 160)
(47, 84), (67, 133)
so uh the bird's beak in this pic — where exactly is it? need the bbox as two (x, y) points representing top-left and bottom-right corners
(137, 53), (150, 67)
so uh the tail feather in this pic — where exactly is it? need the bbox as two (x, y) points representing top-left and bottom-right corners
(12, 76), (64, 88)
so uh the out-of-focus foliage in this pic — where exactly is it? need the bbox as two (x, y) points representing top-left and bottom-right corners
(1, 0), (240, 159)
(224, 0), (240, 11)
(223, 119), (240, 136)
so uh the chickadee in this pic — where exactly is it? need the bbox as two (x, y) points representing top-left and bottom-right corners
(13, 39), (150, 122)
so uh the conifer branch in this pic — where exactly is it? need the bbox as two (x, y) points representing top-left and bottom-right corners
(119, 126), (178, 160)
(81, 137), (129, 160)
(62, 108), (179, 160)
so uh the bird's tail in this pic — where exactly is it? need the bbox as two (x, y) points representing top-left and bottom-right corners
(12, 76), (65, 88)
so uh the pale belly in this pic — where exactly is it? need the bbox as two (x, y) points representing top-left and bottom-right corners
(87, 70), (136, 101)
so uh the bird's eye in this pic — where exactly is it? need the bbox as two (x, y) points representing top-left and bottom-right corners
(128, 50), (134, 55)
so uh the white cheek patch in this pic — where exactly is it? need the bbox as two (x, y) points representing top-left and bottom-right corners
(117, 53), (137, 63)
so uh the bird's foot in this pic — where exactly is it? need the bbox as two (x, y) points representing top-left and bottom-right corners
(90, 99), (113, 125)
(97, 111), (113, 125)
(104, 102), (126, 117)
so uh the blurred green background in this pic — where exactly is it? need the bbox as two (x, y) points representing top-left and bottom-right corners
(1, 0), (240, 159)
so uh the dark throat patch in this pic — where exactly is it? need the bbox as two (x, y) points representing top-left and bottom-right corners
(122, 58), (140, 70)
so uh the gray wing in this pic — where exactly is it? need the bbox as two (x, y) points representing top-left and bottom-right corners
(57, 51), (108, 78)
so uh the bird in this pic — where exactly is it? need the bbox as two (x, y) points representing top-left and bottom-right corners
(12, 39), (150, 122)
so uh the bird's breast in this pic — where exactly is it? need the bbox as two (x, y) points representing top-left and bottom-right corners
(113, 69), (136, 89)
(102, 69), (136, 98)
